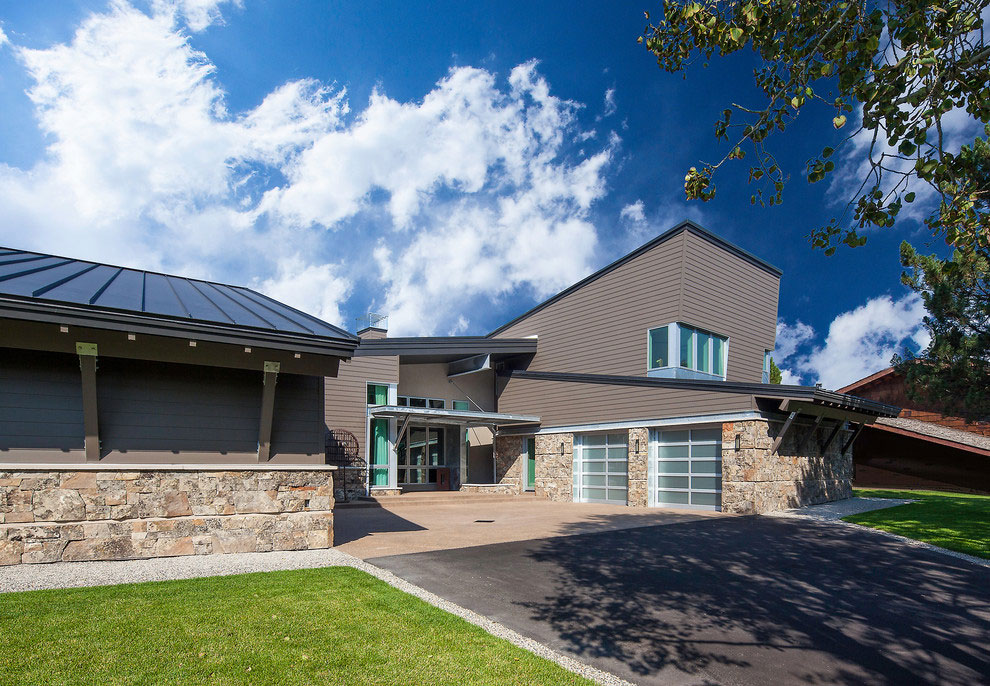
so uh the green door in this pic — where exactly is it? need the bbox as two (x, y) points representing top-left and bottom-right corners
(526, 437), (536, 490)
(370, 418), (389, 486)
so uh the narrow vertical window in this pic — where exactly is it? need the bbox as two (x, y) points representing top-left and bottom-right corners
(696, 332), (711, 373)
(367, 384), (388, 405)
(649, 326), (669, 368)
(679, 326), (694, 368)
(712, 336), (725, 376)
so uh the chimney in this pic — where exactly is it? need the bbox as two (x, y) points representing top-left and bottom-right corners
(356, 312), (388, 339)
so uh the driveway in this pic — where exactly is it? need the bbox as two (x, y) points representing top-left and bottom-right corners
(334, 497), (724, 559)
(368, 514), (990, 685)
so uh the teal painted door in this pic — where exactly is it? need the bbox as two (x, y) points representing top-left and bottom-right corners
(526, 437), (536, 490)
(370, 418), (389, 486)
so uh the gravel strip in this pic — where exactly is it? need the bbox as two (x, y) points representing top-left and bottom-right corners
(0, 548), (631, 686)
(766, 497), (990, 569)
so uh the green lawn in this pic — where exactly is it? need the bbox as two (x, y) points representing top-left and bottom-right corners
(0, 567), (591, 686)
(845, 488), (990, 559)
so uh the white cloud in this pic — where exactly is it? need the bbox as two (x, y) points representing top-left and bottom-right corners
(0, 24), (9, 48)
(0, 2), (616, 333)
(775, 293), (930, 390)
(603, 88), (616, 117)
(620, 200), (645, 223)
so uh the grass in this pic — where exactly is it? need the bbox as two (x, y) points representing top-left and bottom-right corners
(0, 566), (591, 686)
(845, 488), (990, 559)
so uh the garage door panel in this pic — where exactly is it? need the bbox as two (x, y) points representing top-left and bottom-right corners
(651, 426), (722, 511)
(574, 432), (628, 504)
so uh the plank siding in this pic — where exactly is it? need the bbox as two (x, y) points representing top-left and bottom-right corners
(324, 354), (399, 464)
(497, 375), (753, 428)
(0, 348), (84, 461)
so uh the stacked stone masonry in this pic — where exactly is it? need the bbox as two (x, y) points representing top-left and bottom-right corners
(0, 468), (335, 566)
(721, 419), (852, 514)
(534, 433), (573, 502)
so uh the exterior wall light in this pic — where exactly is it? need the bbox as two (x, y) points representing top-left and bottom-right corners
(560, 442), (565, 456)
(635, 439), (640, 453)
(734, 434), (742, 451)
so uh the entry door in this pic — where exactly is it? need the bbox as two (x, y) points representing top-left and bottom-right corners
(650, 427), (722, 510)
(573, 433), (627, 504)
(397, 426), (444, 487)
(524, 437), (536, 491)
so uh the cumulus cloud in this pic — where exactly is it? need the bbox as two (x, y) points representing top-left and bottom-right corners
(775, 293), (930, 389)
(620, 200), (645, 223)
(0, 24), (9, 48)
(603, 88), (616, 117)
(0, 2), (615, 333)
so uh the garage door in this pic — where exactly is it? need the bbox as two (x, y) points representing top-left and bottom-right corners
(573, 432), (628, 504)
(650, 427), (722, 510)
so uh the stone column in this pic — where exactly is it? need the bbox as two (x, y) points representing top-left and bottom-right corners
(627, 428), (648, 507)
(492, 435), (523, 494)
(534, 433), (574, 502)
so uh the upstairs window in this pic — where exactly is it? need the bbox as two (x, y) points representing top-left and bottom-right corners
(648, 323), (728, 379)
(367, 384), (389, 405)
(397, 396), (446, 409)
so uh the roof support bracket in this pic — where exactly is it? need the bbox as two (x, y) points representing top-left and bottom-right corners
(771, 411), (799, 454)
(76, 342), (100, 462)
(395, 414), (412, 453)
(842, 423), (865, 454)
(257, 361), (280, 462)
(820, 420), (845, 455)
(797, 414), (824, 454)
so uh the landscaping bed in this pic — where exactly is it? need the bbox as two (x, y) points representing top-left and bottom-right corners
(0, 566), (591, 685)
(845, 489), (990, 559)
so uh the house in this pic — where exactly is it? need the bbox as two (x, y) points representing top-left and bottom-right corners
(0, 221), (899, 566)
(837, 368), (990, 493)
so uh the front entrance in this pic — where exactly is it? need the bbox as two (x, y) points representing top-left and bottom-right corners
(397, 426), (446, 490)
(650, 427), (722, 510)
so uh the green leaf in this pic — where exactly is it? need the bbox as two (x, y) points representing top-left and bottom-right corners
(729, 27), (743, 42)
(832, 115), (847, 129)
(905, 192), (916, 203)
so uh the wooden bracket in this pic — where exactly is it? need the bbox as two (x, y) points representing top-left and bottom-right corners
(821, 420), (844, 454)
(797, 414), (824, 454)
(771, 411), (799, 454)
(257, 362), (280, 462)
(841, 423), (865, 454)
(76, 342), (100, 462)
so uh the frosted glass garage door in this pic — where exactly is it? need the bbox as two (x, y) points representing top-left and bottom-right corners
(573, 433), (628, 504)
(650, 427), (722, 511)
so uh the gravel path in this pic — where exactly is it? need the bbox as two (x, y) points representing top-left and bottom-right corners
(0, 546), (632, 686)
(766, 497), (990, 569)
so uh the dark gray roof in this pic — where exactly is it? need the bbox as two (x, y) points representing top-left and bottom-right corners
(506, 370), (900, 418)
(488, 220), (782, 337)
(355, 336), (537, 361)
(0, 247), (358, 352)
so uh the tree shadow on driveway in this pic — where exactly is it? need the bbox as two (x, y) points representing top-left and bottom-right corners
(518, 515), (990, 684)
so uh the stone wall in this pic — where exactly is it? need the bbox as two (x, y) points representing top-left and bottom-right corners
(627, 428), (649, 507)
(721, 419), (852, 514)
(492, 435), (524, 495)
(0, 467), (335, 566)
(459, 483), (519, 495)
(534, 433), (573, 502)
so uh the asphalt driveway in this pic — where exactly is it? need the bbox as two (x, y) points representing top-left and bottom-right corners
(369, 515), (990, 685)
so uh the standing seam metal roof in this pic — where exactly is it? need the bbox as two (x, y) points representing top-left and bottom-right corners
(0, 247), (357, 343)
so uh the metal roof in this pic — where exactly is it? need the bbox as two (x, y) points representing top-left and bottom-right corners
(488, 220), (782, 337)
(0, 247), (358, 351)
(370, 405), (541, 427)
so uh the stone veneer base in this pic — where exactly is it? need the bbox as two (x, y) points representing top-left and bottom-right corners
(0, 467), (335, 566)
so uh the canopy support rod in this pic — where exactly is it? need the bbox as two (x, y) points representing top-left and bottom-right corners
(820, 420), (844, 455)
(842, 423), (865, 454)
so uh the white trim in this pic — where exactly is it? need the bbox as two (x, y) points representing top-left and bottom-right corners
(0, 463), (338, 472)
(500, 411), (761, 437)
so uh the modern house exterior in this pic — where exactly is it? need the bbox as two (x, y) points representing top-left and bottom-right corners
(0, 221), (899, 566)
(838, 368), (990, 493)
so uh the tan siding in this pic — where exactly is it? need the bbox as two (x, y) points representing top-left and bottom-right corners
(497, 375), (753, 428)
(399, 364), (495, 411)
(494, 229), (779, 384)
(324, 354), (399, 464)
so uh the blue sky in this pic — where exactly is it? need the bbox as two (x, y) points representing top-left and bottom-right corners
(0, 0), (957, 388)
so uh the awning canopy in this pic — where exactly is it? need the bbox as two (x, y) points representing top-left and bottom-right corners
(370, 405), (540, 428)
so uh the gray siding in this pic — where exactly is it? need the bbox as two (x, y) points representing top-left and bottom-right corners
(324, 354), (399, 464)
(492, 228), (778, 426)
(0, 348), (84, 462)
(497, 375), (753, 428)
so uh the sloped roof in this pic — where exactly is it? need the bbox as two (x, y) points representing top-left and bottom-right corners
(0, 247), (358, 351)
(874, 416), (990, 456)
(488, 220), (781, 337)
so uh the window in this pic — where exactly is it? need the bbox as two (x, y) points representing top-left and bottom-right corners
(367, 384), (388, 405)
(762, 350), (771, 383)
(397, 396), (446, 409)
(452, 400), (470, 411)
(648, 326), (669, 368)
(647, 323), (728, 379)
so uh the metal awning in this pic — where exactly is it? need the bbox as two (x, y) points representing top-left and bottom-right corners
(370, 405), (540, 428)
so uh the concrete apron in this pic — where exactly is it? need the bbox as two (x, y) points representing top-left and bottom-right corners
(334, 497), (729, 559)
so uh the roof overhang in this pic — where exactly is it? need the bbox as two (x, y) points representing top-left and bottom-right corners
(354, 336), (537, 364)
(370, 405), (540, 428)
(0, 295), (358, 359)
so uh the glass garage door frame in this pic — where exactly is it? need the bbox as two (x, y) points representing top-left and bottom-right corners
(649, 426), (722, 511)
(573, 432), (628, 504)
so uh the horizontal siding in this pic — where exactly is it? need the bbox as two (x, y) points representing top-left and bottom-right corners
(0, 348), (84, 459)
(494, 229), (779, 384)
(497, 375), (753, 428)
(324, 354), (399, 465)
(270, 373), (324, 461)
